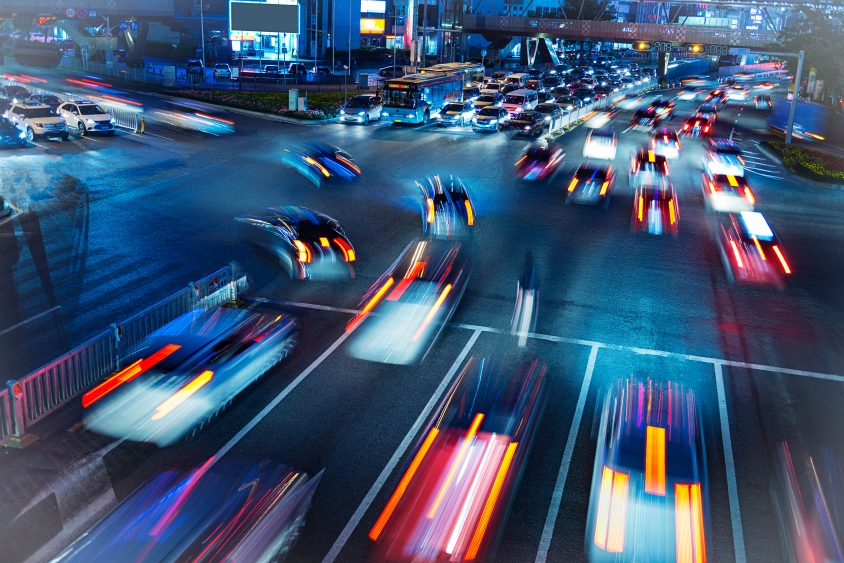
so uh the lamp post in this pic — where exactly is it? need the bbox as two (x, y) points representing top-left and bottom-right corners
(196, 0), (206, 68)
(343, 64), (349, 103)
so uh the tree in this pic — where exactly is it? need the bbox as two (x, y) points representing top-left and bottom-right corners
(770, 7), (844, 102)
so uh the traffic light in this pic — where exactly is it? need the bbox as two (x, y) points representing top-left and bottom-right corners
(686, 44), (704, 54)
(633, 41), (651, 52)
(708, 44), (730, 55)
(653, 41), (672, 53)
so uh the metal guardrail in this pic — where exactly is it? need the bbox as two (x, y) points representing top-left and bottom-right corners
(4, 263), (244, 447)
(462, 15), (779, 48)
(106, 108), (138, 131)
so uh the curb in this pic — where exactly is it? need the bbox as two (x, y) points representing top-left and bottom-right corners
(154, 93), (339, 126)
(754, 142), (844, 191)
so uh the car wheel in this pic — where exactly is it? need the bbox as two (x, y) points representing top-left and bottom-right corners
(60, 133), (69, 141)
(78, 122), (86, 136)
(364, 114), (370, 124)
(26, 128), (35, 142)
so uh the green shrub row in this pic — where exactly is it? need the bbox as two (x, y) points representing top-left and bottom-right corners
(161, 89), (347, 120)
(764, 141), (844, 183)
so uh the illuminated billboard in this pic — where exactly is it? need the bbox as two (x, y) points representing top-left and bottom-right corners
(360, 18), (385, 34)
(230, 1), (300, 34)
(361, 0), (386, 12)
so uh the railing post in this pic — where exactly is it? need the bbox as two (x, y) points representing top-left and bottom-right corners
(5, 380), (36, 448)
(111, 323), (121, 371)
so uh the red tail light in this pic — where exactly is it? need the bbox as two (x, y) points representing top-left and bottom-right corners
(772, 245), (791, 274)
(675, 483), (707, 563)
(346, 277), (395, 331)
(151, 370), (213, 420)
(334, 237), (356, 262)
(704, 126), (710, 133)
(730, 240), (744, 269)
(82, 344), (182, 407)
(683, 124), (689, 131)
(594, 466), (629, 553)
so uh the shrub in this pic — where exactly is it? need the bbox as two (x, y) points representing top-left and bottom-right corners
(765, 141), (844, 183)
(161, 89), (346, 118)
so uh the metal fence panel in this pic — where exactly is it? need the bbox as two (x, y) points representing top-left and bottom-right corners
(107, 108), (138, 131)
(0, 387), (11, 447)
(118, 288), (194, 357)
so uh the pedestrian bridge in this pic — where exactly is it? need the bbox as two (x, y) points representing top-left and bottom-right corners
(462, 14), (779, 49)
(0, 0), (174, 20)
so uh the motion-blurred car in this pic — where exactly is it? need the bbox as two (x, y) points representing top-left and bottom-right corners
(677, 85), (702, 101)
(630, 147), (670, 187)
(511, 110), (548, 137)
(630, 107), (661, 131)
(53, 459), (321, 563)
(753, 94), (773, 110)
(282, 141), (361, 185)
(632, 181), (679, 236)
(463, 85), (481, 102)
(473, 92), (504, 111)
(556, 95), (583, 111)
(650, 98), (676, 120)
(340, 94), (383, 124)
(716, 211), (791, 285)
(418, 175), (475, 238)
(57, 100), (115, 136)
(369, 355), (547, 562)
(705, 88), (728, 105)
(0, 116), (26, 147)
(650, 128), (681, 159)
(574, 87), (596, 103)
(586, 106), (619, 129)
(706, 137), (743, 158)
(84, 303), (298, 446)
(681, 115), (712, 138)
(726, 84), (750, 102)
(0, 85), (31, 103)
(701, 171), (755, 213)
(473, 106), (508, 132)
(588, 378), (708, 562)
(565, 163), (616, 208)
(583, 127), (618, 159)
(236, 206), (355, 280)
(701, 151), (744, 177)
(346, 238), (472, 364)
(515, 141), (565, 181)
(534, 102), (564, 132)
(695, 103), (719, 122)
(27, 93), (62, 110)
(438, 101), (475, 127)
(151, 108), (235, 135)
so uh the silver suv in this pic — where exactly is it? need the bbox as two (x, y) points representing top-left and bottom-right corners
(5, 102), (68, 141)
(57, 101), (115, 136)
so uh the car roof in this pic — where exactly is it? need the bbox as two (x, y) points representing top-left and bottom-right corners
(738, 211), (775, 240)
(591, 127), (616, 138)
(709, 138), (741, 151)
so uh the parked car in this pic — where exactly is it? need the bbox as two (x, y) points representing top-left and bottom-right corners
(185, 59), (204, 77)
(311, 66), (333, 75)
(287, 63), (308, 75)
(212, 63), (232, 80)
(379, 66), (405, 78)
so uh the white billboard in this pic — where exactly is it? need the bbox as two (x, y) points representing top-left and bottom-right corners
(230, 1), (300, 34)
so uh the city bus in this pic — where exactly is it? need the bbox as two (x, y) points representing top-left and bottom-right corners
(381, 72), (464, 124)
(419, 62), (485, 87)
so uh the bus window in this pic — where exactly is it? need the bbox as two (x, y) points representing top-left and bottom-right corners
(384, 89), (417, 108)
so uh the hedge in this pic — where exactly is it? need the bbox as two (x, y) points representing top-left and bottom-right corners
(762, 141), (844, 183)
(161, 89), (346, 120)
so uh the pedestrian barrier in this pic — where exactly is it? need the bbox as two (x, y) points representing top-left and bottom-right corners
(3, 263), (246, 448)
(106, 108), (138, 131)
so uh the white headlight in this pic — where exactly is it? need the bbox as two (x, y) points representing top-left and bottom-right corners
(86, 119), (95, 125)
(358, 111), (365, 115)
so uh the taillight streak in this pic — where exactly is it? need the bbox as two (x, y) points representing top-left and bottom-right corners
(594, 466), (629, 553)
(346, 277), (395, 331)
(743, 187), (755, 204)
(151, 370), (213, 420)
(669, 200), (676, 225)
(675, 483), (707, 563)
(772, 245), (791, 274)
(294, 240), (311, 263)
(752, 236), (766, 260)
(465, 441), (519, 560)
(568, 178), (578, 192)
(730, 240), (744, 268)
(335, 155), (360, 174)
(600, 181), (610, 196)
(427, 197), (435, 223)
(411, 284), (453, 342)
(427, 413), (484, 518)
(82, 344), (181, 407)
(304, 156), (331, 177)
(334, 237), (355, 262)
(465, 201), (475, 226)
(637, 196), (644, 221)
(645, 426), (666, 495)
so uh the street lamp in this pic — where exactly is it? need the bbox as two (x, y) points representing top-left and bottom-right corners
(343, 64), (349, 103)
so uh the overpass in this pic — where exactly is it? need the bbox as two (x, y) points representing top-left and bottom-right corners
(0, 0), (174, 22)
(462, 14), (779, 49)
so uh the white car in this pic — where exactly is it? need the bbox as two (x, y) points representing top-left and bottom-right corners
(5, 102), (68, 142)
(701, 170), (755, 213)
(57, 101), (115, 136)
(473, 93), (504, 111)
(702, 152), (745, 177)
(213, 63), (232, 79)
(437, 101), (475, 127)
(583, 127), (617, 160)
(340, 94), (383, 124)
(726, 84), (750, 101)
(677, 86), (702, 101)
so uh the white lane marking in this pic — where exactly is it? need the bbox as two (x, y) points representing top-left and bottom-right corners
(714, 363), (747, 563)
(280, 301), (360, 314)
(535, 345), (600, 563)
(744, 169), (783, 180)
(622, 125), (633, 134)
(321, 329), (483, 563)
(208, 328), (354, 470)
(753, 142), (780, 163)
(0, 306), (61, 335)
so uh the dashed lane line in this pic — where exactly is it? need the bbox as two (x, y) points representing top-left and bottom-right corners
(321, 329), (484, 563)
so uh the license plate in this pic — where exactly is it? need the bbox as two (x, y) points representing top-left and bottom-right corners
(394, 119), (402, 122)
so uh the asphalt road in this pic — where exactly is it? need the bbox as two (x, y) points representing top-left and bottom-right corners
(1, 67), (844, 563)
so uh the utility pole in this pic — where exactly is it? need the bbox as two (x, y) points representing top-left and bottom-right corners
(332, 0), (335, 71)
(422, 0), (429, 66)
(785, 49), (804, 146)
(197, 0), (206, 68)
(315, 0), (319, 72)
(391, 9), (398, 77)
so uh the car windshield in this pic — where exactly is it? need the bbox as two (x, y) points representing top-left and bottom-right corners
(345, 98), (369, 108)
(444, 103), (464, 112)
(576, 167), (607, 180)
(535, 105), (554, 114)
(79, 105), (106, 115)
(476, 95), (496, 103)
(215, 64), (228, 69)
(504, 95), (525, 104)
(514, 112), (537, 121)
(25, 107), (56, 118)
(478, 107), (500, 117)
(526, 147), (551, 160)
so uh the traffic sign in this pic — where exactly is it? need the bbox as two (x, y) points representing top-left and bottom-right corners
(66, 8), (76, 17)
(119, 20), (128, 30)
(104, 31), (113, 40)
(129, 20), (138, 31)
(76, 8), (88, 19)
(481, 49), (487, 57)
(88, 9), (97, 18)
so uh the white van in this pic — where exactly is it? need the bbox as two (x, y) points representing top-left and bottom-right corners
(502, 89), (539, 117)
(504, 73), (529, 88)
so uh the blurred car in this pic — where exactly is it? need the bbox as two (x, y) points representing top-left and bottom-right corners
(500, 83), (520, 96)
(701, 151), (744, 177)
(580, 76), (597, 88)
(473, 92), (504, 111)
(587, 378), (707, 562)
(621, 76), (635, 88)
(583, 127), (617, 160)
(630, 147), (670, 187)
(5, 102), (68, 142)
(593, 85), (612, 99)
(650, 98), (675, 120)
(0, 116), (26, 147)
(701, 171), (755, 213)
(716, 211), (791, 285)
(677, 85), (702, 101)
(84, 304), (298, 445)
(463, 85), (481, 102)
(650, 128), (681, 159)
(418, 175), (475, 238)
(726, 84), (750, 102)
(346, 238), (472, 364)
(574, 87), (595, 103)
(0, 85), (31, 103)
(282, 141), (360, 185)
(771, 442), (844, 563)
(52, 459), (321, 563)
(565, 163), (616, 208)
(286, 63), (308, 75)
(151, 108), (235, 135)
(681, 115), (712, 138)
(525, 78), (542, 91)
(236, 206), (355, 280)
(681, 75), (710, 87)
(705, 88), (728, 105)
(213, 62), (232, 79)
(27, 93), (62, 110)
(438, 101), (475, 127)
(473, 106), (508, 132)
(369, 355), (547, 562)
(632, 180), (679, 236)
(534, 102), (564, 131)
(630, 108), (661, 131)
(511, 110), (547, 137)
(556, 95), (583, 111)
(57, 100), (115, 136)
(537, 91), (556, 104)
(541, 74), (561, 88)
(586, 106), (619, 129)
(340, 94), (383, 124)
(706, 137), (743, 158)
(515, 141), (565, 181)
(754, 94), (773, 110)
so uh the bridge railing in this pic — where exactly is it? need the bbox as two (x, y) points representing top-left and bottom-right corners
(0, 0), (175, 18)
(462, 14), (778, 48)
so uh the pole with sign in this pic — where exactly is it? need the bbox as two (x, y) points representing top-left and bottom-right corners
(481, 48), (486, 71)
(785, 50), (804, 146)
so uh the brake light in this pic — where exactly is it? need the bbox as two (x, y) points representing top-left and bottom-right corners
(663, 134), (668, 143)
(663, 162), (669, 175)
(82, 344), (182, 407)
(335, 155), (361, 174)
(600, 181), (610, 196)
(772, 245), (791, 274)
(304, 156), (331, 178)
(515, 155), (527, 166)
(648, 150), (655, 162)
(334, 237), (355, 262)
(294, 240), (311, 263)
(704, 126), (710, 133)
(411, 283), (453, 342)
(730, 240), (744, 269)
(743, 187), (755, 204)
(645, 426), (667, 495)
(346, 277), (395, 331)
(594, 466), (629, 553)
(151, 370), (213, 420)
(568, 178), (578, 192)
(683, 124), (689, 131)
(319, 237), (330, 247)
(708, 181), (716, 193)
(427, 197), (435, 223)
(638, 196), (644, 222)
(752, 236), (766, 260)
(675, 483), (707, 563)
(669, 199), (676, 225)
(465, 200), (475, 226)
(369, 427), (440, 540)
